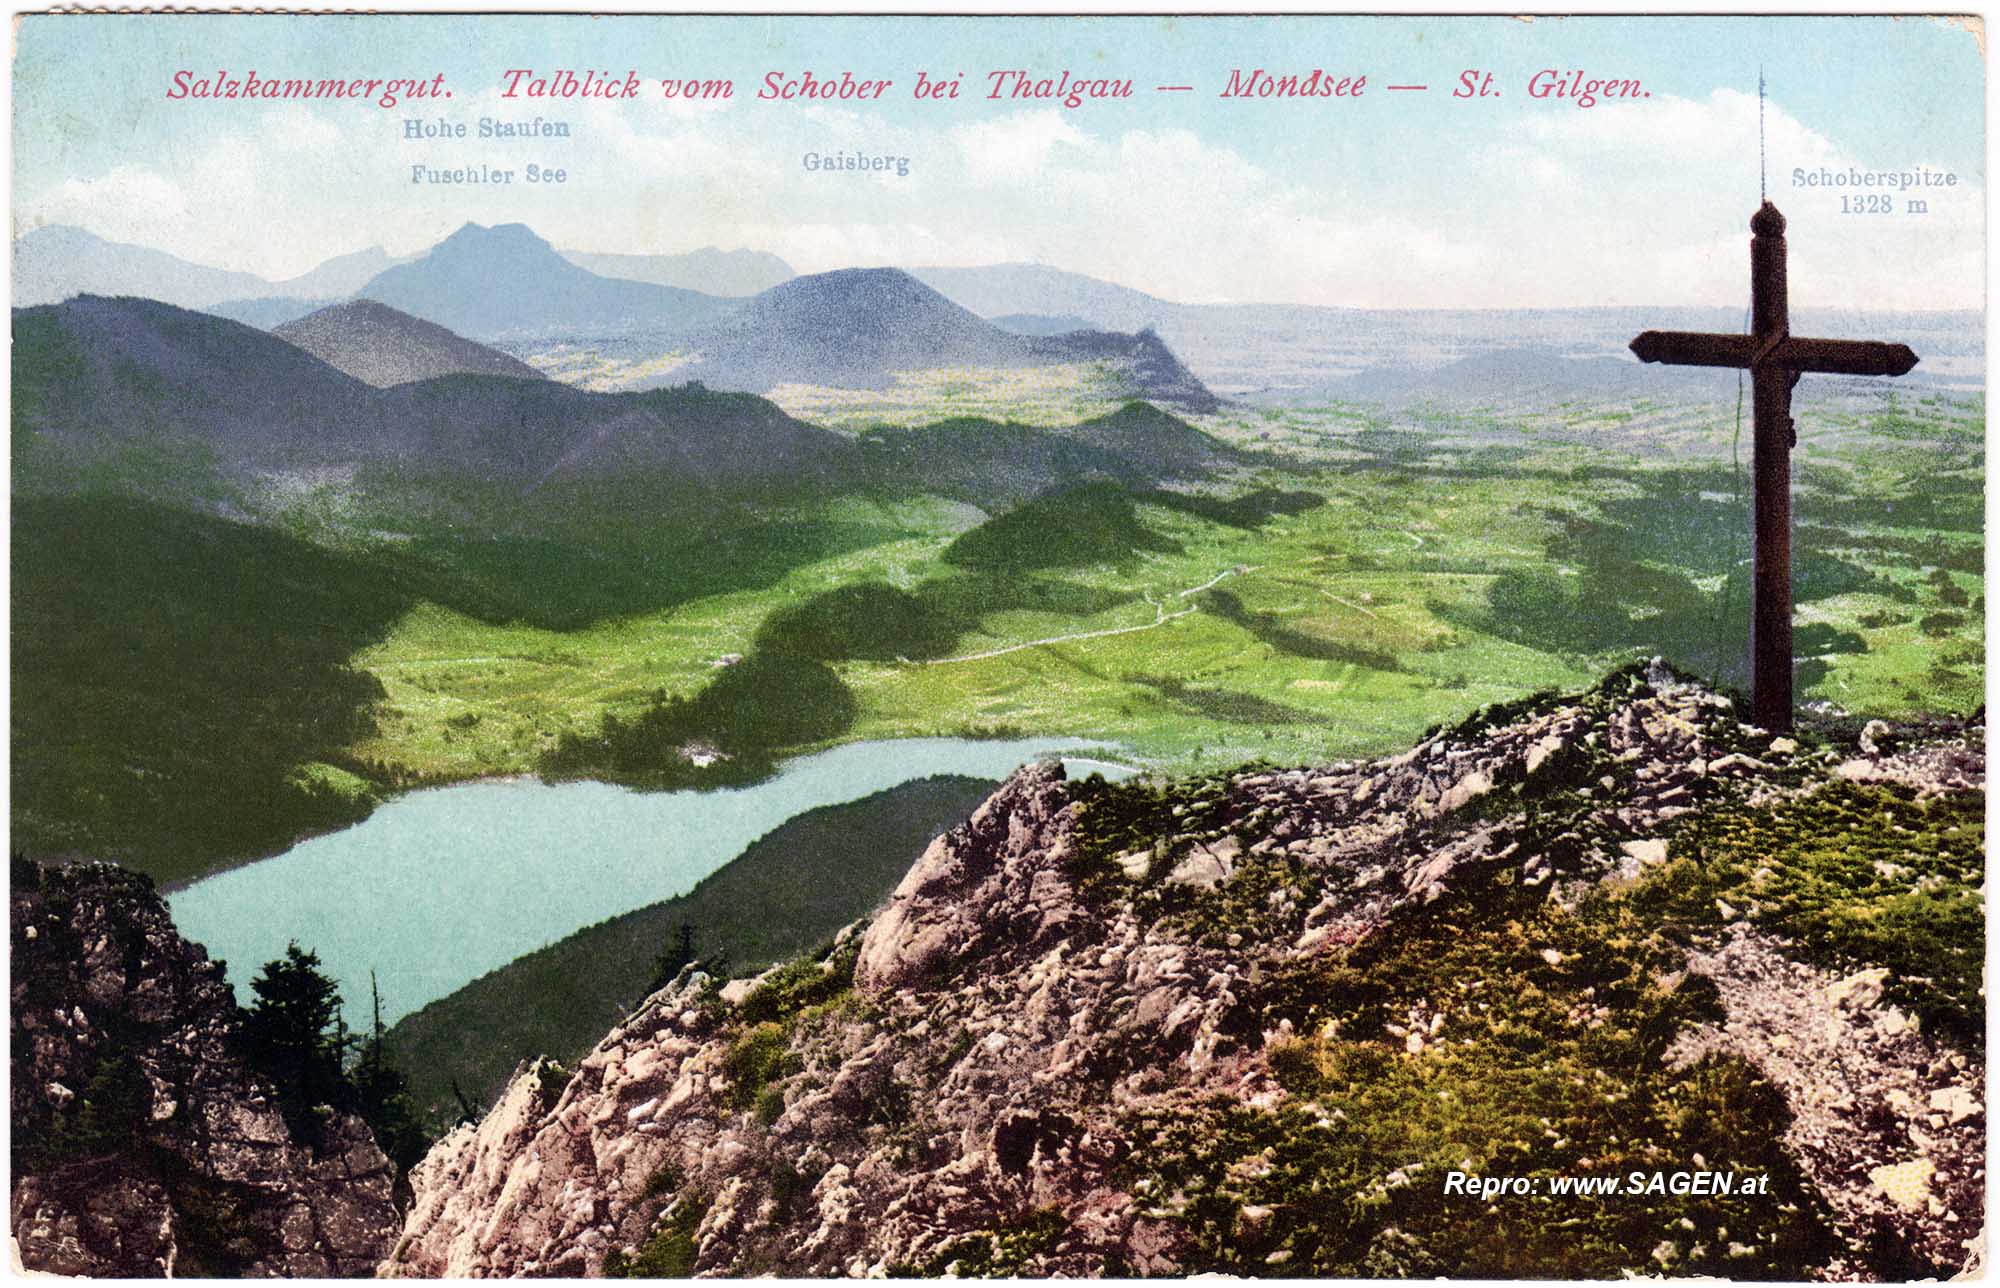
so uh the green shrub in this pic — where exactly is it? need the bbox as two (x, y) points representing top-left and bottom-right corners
(737, 939), (859, 1027)
(921, 1208), (1069, 1276)
(640, 1160), (685, 1200)
(724, 1023), (800, 1112)
(604, 1195), (706, 1278)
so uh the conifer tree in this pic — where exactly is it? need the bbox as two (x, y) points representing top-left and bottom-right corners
(352, 970), (430, 1172)
(240, 942), (350, 1140)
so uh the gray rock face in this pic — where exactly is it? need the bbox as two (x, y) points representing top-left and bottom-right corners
(386, 667), (1984, 1279)
(855, 762), (1080, 993)
(1671, 929), (1985, 1276)
(10, 858), (398, 1277)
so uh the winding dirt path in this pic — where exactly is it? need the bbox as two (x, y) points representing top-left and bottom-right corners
(913, 565), (1258, 666)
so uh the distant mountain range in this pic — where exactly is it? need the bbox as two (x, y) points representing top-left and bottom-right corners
(13, 225), (408, 310)
(909, 263), (1176, 334)
(905, 266), (1984, 398)
(349, 223), (736, 342)
(273, 300), (547, 388)
(561, 246), (795, 296)
(13, 296), (847, 498)
(21, 224), (1976, 408)
(14, 294), (1231, 517)
(15, 224), (791, 329)
(53, 223), (1212, 409)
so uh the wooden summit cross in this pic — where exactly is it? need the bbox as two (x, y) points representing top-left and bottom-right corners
(1630, 201), (1918, 732)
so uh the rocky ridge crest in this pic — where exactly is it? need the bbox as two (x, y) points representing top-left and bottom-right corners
(386, 664), (1984, 1279)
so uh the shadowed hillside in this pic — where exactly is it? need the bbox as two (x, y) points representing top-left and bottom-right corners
(385, 775), (1001, 1118)
(11, 497), (407, 881)
(274, 300), (548, 387)
(12, 296), (855, 504)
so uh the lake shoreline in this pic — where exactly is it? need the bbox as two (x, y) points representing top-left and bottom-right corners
(156, 736), (1151, 896)
(165, 736), (1133, 1027)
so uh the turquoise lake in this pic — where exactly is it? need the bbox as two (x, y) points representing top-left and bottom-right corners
(168, 738), (1128, 1027)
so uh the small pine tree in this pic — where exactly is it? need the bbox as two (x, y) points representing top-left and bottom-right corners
(352, 971), (431, 1173)
(449, 1079), (483, 1127)
(240, 942), (352, 1142)
(648, 922), (731, 994)
(649, 922), (701, 993)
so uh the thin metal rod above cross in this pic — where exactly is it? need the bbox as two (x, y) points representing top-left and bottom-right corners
(1630, 202), (1918, 733)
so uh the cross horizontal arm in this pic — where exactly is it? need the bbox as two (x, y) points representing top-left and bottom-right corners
(1630, 330), (1919, 377)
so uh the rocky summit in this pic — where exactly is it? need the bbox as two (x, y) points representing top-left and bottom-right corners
(10, 858), (398, 1277)
(385, 663), (1985, 1280)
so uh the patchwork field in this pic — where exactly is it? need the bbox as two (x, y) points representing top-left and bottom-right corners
(12, 377), (1982, 886)
(352, 388), (1984, 777)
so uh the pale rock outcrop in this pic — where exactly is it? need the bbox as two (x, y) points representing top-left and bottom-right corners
(1671, 929), (1984, 1274)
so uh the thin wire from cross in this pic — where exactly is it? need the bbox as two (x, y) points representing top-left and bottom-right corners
(1758, 67), (1767, 202)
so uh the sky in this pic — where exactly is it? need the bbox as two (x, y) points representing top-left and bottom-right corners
(10, 13), (1986, 309)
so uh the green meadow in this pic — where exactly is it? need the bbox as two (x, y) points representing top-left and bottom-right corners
(12, 385), (1983, 886)
(352, 391), (1984, 777)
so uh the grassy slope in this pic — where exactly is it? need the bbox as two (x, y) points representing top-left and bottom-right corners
(384, 774), (1001, 1120)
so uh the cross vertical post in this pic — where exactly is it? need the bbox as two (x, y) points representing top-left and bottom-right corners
(1748, 202), (1793, 732)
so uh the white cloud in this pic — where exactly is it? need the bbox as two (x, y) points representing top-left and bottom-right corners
(31, 166), (189, 239)
(952, 110), (1085, 184)
(1500, 89), (1982, 308)
(15, 82), (1980, 309)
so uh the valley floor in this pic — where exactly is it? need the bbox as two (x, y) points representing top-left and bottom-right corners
(12, 387), (1983, 889)
(344, 393), (1992, 789)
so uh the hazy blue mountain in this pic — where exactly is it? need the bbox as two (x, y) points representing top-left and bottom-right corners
(562, 246), (795, 296)
(271, 244), (407, 298)
(205, 296), (338, 329)
(13, 225), (411, 311)
(682, 268), (1029, 389)
(988, 312), (1100, 336)
(355, 223), (738, 341)
(274, 300), (547, 388)
(908, 263), (1175, 333)
(14, 225), (274, 309)
(678, 268), (1218, 411)
(1327, 326), (1979, 408)
(1333, 345), (1676, 407)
